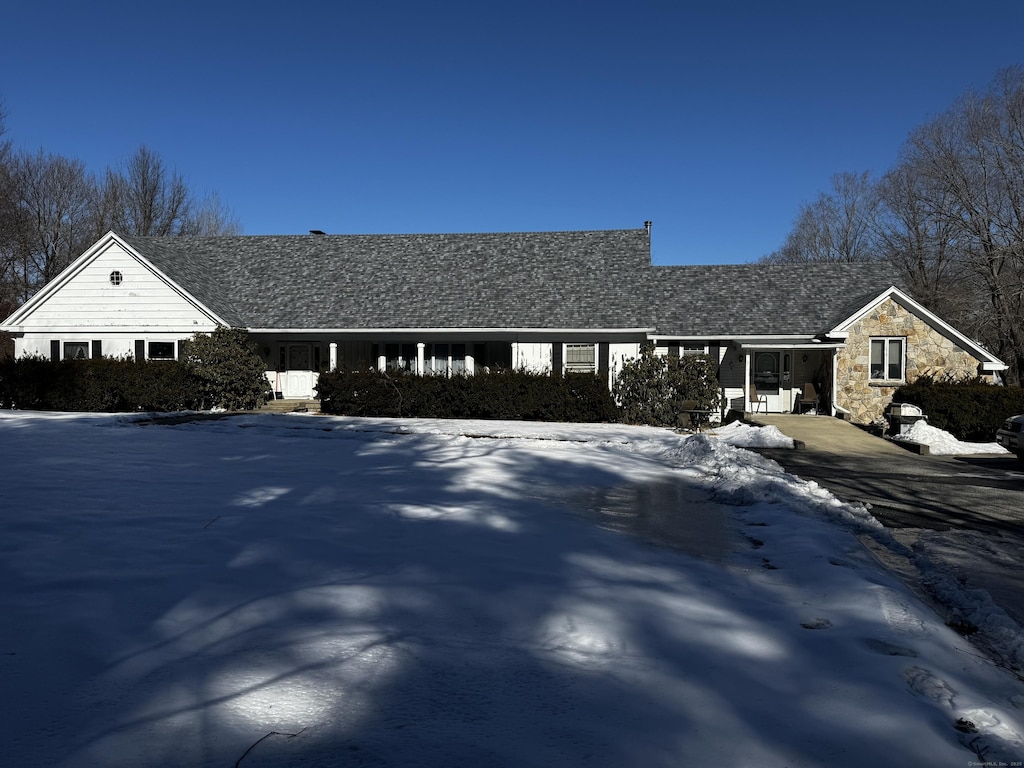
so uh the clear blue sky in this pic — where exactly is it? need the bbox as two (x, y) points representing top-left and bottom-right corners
(3, 1), (1022, 264)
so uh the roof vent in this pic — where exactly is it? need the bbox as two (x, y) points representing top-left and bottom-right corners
(309, 229), (326, 235)
(644, 221), (652, 235)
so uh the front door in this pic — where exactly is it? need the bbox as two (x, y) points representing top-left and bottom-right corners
(753, 352), (781, 412)
(281, 344), (316, 398)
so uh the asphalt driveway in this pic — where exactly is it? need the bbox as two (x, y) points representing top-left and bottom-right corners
(746, 415), (1024, 636)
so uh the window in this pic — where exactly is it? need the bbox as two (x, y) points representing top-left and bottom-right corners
(565, 343), (596, 373)
(109, 270), (123, 286)
(870, 337), (905, 381)
(681, 344), (708, 356)
(148, 341), (175, 360)
(63, 341), (89, 360)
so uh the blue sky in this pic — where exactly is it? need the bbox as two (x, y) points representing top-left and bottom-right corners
(3, 1), (1023, 264)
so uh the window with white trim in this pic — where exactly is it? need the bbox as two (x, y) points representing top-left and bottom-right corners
(565, 343), (596, 373)
(870, 337), (905, 381)
(681, 344), (708, 356)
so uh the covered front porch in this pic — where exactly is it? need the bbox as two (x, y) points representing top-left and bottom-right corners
(254, 336), (515, 400)
(249, 332), (646, 400)
(727, 340), (843, 416)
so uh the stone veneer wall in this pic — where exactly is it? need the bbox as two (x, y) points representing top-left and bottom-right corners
(835, 297), (983, 424)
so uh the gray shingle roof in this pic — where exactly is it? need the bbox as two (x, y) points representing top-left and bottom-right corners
(121, 230), (905, 337)
(644, 261), (906, 337)
(122, 230), (653, 330)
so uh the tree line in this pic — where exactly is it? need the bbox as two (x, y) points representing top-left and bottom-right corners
(0, 104), (240, 329)
(763, 66), (1024, 385)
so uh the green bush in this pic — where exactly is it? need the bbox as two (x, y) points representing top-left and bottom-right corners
(893, 375), (1024, 440)
(0, 326), (272, 413)
(315, 367), (620, 422)
(180, 327), (268, 411)
(613, 344), (723, 427)
(0, 356), (202, 412)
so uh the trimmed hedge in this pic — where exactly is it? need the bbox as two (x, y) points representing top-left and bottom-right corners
(0, 328), (271, 412)
(893, 376), (1024, 441)
(0, 356), (201, 412)
(315, 368), (621, 422)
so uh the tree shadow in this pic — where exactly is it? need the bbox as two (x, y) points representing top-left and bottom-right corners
(0, 415), (1003, 767)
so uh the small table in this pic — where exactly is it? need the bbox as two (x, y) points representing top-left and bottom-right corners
(681, 409), (715, 432)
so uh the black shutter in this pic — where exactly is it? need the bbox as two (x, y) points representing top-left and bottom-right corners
(91, 340), (102, 359)
(668, 341), (680, 358)
(598, 342), (610, 378)
(552, 342), (563, 376)
(176, 339), (185, 359)
(135, 340), (145, 361)
(50, 340), (60, 361)
(313, 345), (322, 371)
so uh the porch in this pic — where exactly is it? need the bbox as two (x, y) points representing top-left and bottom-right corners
(725, 342), (842, 416)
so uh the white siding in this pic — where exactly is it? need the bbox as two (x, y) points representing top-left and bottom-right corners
(17, 242), (216, 332)
(609, 342), (641, 388)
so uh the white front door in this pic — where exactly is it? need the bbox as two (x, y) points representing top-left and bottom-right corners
(282, 344), (316, 398)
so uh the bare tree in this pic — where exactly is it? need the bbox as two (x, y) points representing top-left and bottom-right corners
(6, 149), (99, 301)
(99, 145), (241, 237)
(900, 66), (1024, 383)
(103, 145), (191, 236)
(762, 171), (881, 264)
(874, 162), (970, 319)
(0, 101), (19, 354)
(179, 190), (242, 236)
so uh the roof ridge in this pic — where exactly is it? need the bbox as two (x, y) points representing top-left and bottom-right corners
(125, 227), (648, 241)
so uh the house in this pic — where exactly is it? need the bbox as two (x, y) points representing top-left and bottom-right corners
(0, 227), (1006, 424)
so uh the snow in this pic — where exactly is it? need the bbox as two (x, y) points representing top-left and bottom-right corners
(2, 411), (1023, 767)
(702, 418), (796, 448)
(893, 419), (1009, 455)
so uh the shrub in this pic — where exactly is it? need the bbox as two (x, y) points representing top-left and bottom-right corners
(893, 375), (1024, 440)
(0, 356), (202, 412)
(613, 344), (723, 427)
(180, 327), (268, 410)
(315, 367), (620, 422)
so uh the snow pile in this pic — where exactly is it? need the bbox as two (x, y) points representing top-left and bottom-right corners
(894, 419), (1008, 455)
(705, 419), (795, 448)
(1, 412), (1022, 767)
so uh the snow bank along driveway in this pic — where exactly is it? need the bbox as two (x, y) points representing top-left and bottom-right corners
(1, 412), (1023, 767)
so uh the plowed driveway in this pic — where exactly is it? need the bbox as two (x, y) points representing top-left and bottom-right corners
(748, 415), (1024, 629)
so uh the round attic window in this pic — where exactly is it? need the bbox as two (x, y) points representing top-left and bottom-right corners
(109, 270), (123, 286)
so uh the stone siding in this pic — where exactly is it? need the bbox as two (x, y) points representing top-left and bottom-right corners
(835, 298), (983, 424)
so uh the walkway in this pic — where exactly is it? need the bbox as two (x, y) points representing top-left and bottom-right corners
(744, 413), (908, 456)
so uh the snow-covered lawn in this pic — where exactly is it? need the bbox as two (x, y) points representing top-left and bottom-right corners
(1, 411), (1022, 767)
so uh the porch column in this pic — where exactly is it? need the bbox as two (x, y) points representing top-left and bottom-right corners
(830, 349), (838, 417)
(417, 342), (425, 376)
(377, 346), (386, 372)
(743, 351), (751, 412)
(329, 342), (338, 372)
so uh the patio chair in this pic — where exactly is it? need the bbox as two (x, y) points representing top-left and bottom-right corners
(797, 382), (818, 414)
(749, 384), (767, 414)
